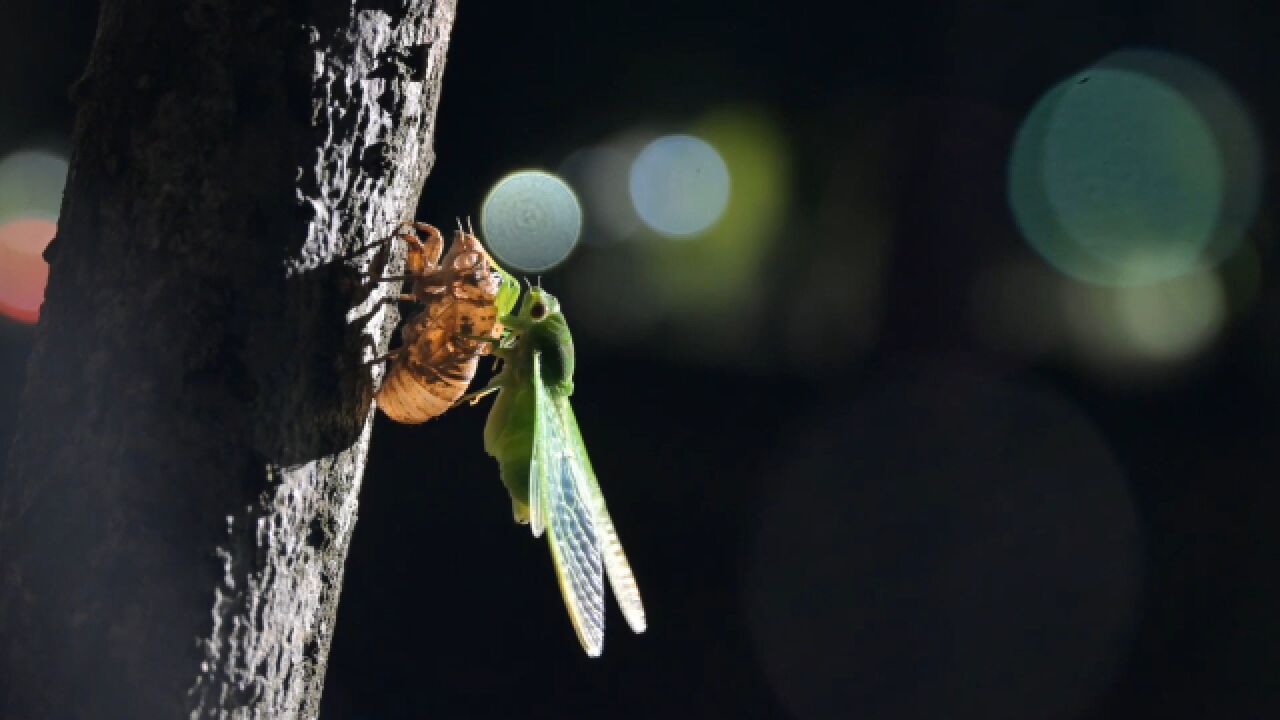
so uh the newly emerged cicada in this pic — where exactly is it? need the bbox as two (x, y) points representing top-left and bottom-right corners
(468, 285), (646, 656)
(373, 221), (518, 423)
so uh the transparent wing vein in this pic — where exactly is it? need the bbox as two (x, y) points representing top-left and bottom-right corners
(533, 352), (605, 655)
(561, 396), (647, 635)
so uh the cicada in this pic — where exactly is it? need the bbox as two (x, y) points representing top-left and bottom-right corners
(374, 221), (518, 423)
(471, 285), (646, 656)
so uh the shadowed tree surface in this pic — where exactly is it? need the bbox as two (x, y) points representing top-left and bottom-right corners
(0, 0), (455, 717)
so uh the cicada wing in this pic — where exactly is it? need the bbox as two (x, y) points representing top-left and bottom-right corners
(528, 477), (545, 539)
(532, 352), (605, 656)
(526, 366), (545, 539)
(560, 401), (647, 635)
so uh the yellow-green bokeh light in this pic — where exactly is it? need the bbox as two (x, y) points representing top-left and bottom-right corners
(1061, 268), (1227, 372)
(563, 108), (791, 366)
(641, 111), (790, 355)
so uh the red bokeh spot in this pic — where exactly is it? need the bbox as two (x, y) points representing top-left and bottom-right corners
(0, 218), (55, 324)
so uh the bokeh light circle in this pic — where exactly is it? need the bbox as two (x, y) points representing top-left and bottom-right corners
(1010, 63), (1229, 286)
(0, 148), (65, 324)
(480, 170), (583, 273)
(629, 134), (730, 236)
(748, 371), (1141, 720)
(1095, 49), (1263, 267)
(1060, 268), (1228, 372)
(1116, 270), (1225, 358)
(0, 149), (68, 224)
(0, 219), (55, 323)
(559, 144), (642, 244)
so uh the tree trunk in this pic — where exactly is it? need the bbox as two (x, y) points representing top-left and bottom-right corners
(0, 1), (456, 717)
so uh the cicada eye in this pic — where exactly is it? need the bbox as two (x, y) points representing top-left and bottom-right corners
(530, 302), (547, 320)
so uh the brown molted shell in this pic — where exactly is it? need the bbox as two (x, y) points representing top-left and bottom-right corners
(376, 226), (504, 423)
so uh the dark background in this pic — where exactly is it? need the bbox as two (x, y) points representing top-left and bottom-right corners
(3, 1), (1279, 718)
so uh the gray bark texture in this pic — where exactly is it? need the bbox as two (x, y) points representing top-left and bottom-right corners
(0, 1), (456, 717)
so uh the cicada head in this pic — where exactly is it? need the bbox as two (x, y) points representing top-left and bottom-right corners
(516, 286), (561, 323)
(443, 229), (501, 303)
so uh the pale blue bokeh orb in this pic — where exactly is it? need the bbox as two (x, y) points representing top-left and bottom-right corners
(480, 170), (583, 273)
(629, 135), (730, 237)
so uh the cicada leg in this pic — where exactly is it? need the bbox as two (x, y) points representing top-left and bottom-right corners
(341, 233), (395, 261)
(453, 332), (510, 356)
(367, 274), (410, 285)
(455, 384), (500, 407)
(344, 219), (433, 261)
(354, 221), (447, 292)
(398, 221), (445, 276)
(362, 347), (404, 369)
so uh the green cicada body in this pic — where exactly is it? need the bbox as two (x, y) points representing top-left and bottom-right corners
(477, 286), (646, 656)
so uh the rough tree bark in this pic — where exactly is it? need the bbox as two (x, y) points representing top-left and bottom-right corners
(0, 1), (455, 717)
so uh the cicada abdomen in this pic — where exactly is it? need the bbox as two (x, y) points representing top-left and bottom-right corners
(375, 223), (505, 423)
